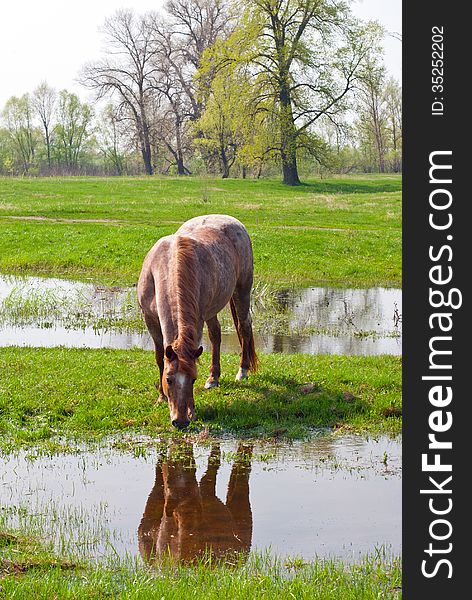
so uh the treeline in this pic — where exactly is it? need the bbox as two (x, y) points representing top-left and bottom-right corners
(0, 0), (402, 184)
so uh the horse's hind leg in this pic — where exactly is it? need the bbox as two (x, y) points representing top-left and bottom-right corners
(205, 316), (221, 389)
(231, 287), (258, 381)
(144, 313), (166, 402)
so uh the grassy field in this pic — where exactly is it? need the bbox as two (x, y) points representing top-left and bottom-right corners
(0, 175), (401, 288)
(0, 175), (402, 596)
(0, 347), (401, 451)
(0, 530), (401, 599)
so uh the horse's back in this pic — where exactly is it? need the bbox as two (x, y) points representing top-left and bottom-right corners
(138, 215), (253, 320)
(177, 215), (251, 248)
(176, 214), (253, 279)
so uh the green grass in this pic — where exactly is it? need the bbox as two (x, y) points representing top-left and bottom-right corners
(0, 347), (401, 451)
(0, 531), (402, 599)
(0, 175), (401, 287)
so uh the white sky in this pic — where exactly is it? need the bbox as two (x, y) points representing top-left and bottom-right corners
(0, 0), (401, 108)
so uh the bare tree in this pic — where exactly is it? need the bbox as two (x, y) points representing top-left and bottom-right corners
(147, 27), (193, 174)
(32, 82), (56, 170)
(163, 0), (230, 118)
(147, 1), (231, 174)
(356, 62), (389, 172)
(81, 10), (158, 175)
(384, 78), (402, 172)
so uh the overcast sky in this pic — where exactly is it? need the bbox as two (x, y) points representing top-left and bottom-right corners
(0, 0), (401, 108)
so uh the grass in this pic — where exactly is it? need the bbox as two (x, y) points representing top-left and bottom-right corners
(0, 531), (402, 599)
(0, 347), (401, 451)
(0, 175), (401, 288)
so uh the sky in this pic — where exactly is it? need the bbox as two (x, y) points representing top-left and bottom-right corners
(0, 0), (401, 108)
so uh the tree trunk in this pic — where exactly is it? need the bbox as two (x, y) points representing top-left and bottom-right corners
(45, 127), (51, 169)
(139, 110), (153, 175)
(279, 79), (301, 186)
(220, 145), (230, 178)
(282, 158), (301, 186)
(139, 138), (153, 175)
(175, 119), (186, 175)
(176, 155), (186, 175)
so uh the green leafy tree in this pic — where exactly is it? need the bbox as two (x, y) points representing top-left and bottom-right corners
(96, 104), (130, 175)
(54, 91), (93, 171)
(194, 65), (275, 177)
(203, 0), (382, 184)
(1, 94), (38, 174)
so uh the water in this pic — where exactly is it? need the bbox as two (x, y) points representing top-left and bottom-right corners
(0, 275), (402, 355)
(0, 436), (401, 564)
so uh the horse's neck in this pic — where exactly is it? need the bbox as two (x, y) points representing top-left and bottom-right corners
(156, 275), (202, 349)
(173, 237), (202, 347)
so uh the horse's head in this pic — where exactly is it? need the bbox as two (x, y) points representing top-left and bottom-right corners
(162, 344), (203, 428)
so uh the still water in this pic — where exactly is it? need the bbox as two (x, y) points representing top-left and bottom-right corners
(0, 275), (401, 355)
(0, 436), (401, 564)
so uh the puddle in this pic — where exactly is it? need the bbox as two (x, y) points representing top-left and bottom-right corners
(0, 275), (401, 355)
(0, 436), (401, 564)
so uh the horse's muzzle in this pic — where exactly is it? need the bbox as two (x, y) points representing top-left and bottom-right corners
(172, 419), (190, 430)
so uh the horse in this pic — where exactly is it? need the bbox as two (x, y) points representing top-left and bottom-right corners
(137, 214), (258, 428)
(138, 441), (253, 563)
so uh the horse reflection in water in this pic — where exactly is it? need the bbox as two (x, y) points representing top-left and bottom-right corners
(138, 442), (253, 564)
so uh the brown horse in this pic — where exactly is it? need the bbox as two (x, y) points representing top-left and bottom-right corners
(138, 441), (253, 563)
(137, 215), (258, 428)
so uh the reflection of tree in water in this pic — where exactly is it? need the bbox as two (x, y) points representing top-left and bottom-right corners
(138, 441), (253, 564)
(287, 287), (397, 334)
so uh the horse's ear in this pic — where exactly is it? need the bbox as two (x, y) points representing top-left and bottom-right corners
(194, 346), (204, 359)
(165, 345), (177, 361)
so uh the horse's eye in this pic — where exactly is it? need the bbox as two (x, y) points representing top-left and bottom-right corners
(166, 377), (173, 385)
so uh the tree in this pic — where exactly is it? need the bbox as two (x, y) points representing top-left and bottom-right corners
(356, 61), (388, 172)
(194, 65), (275, 177)
(384, 78), (402, 172)
(96, 104), (129, 175)
(206, 0), (382, 185)
(32, 82), (57, 170)
(147, 28), (193, 175)
(355, 67), (402, 173)
(81, 10), (158, 175)
(162, 0), (231, 120)
(1, 94), (38, 174)
(55, 91), (93, 171)
(146, 1), (231, 174)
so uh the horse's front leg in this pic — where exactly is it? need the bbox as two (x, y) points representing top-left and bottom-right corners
(205, 316), (221, 389)
(144, 313), (167, 402)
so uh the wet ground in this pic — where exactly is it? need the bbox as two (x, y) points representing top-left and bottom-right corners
(0, 275), (402, 355)
(0, 436), (401, 564)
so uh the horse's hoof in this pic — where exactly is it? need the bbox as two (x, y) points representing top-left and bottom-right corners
(235, 368), (248, 381)
(204, 379), (219, 389)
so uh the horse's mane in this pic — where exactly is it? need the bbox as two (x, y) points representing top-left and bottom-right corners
(172, 235), (200, 377)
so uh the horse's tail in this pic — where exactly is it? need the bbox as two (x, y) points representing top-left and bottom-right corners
(230, 298), (259, 373)
(247, 331), (259, 373)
